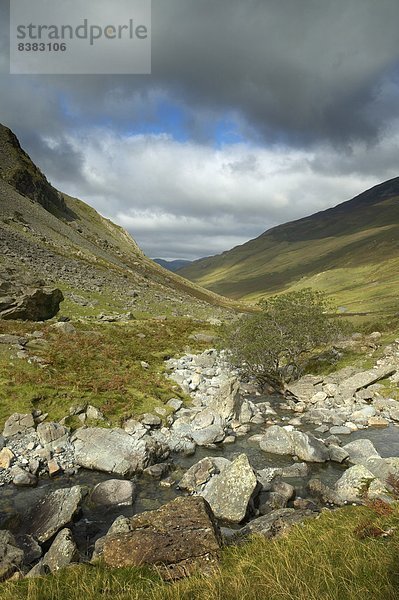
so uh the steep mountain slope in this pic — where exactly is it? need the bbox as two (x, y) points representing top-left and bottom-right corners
(0, 124), (237, 318)
(179, 178), (399, 313)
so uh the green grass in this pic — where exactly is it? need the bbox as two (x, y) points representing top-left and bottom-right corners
(3, 504), (399, 599)
(0, 317), (214, 428)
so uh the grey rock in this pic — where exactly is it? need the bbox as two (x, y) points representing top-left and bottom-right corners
(142, 462), (171, 480)
(3, 413), (35, 438)
(0, 531), (24, 581)
(51, 322), (76, 334)
(73, 427), (168, 476)
(236, 508), (316, 539)
(201, 454), (257, 523)
(338, 366), (396, 396)
(0, 287), (63, 321)
(329, 445), (349, 463)
(329, 426), (352, 435)
(179, 457), (230, 493)
(141, 414), (162, 427)
(91, 479), (136, 507)
(11, 466), (37, 487)
(42, 529), (79, 573)
(191, 424), (225, 446)
(211, 377), (242, 422)
(15, 534), (41, 565)
(342, 439), (381, 466)
(86, 405), (105, 421)
(365, 457), (399, 484)
(27, 486), (84, 543)
(291, 431), (329, 463)
(281, 462), (309, 478)
(259, 425), (294, 455)
(37, 422), (69, 449)
(334, 464), (376, 502)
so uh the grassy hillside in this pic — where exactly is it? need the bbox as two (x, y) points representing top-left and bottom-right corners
(0, 123), (240, 316)
(179, 178), (399, 313)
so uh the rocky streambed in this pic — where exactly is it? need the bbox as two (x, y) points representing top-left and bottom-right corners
(1, 343), (399, 581)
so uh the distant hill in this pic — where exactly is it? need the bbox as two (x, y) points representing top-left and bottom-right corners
(179, 178), (399, 313)
(0, 124), (238, 317)
(153, 258), (192, 272)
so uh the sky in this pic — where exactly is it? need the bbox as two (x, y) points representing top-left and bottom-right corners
(1, 0), (399, 260)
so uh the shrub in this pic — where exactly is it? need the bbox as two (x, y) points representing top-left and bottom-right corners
(223, 289), (342, 390)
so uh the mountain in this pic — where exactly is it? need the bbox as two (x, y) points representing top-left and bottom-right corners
(0, 124), (237, 318)
(179, 178), (399, 313)
(153, 259), (192, 272)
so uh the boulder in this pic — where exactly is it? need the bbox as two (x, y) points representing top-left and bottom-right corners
(72, 427), (168, 476)
(201, 454), (257, 523)
(0, 447), (14, 469)
(91, 480), (136, 507)
(27, 486), (84, 543)
(42, 529), (79, 573)
(3, 413), (35, 438)
(0, 531), (24, 581)
(259, 425), (294, 455)
(0, 287), (64, 321)
(51, 322), (76, 334)
(11, 466), (37, 487)
(178, 457), (230, 493)
(37, 422), (69, 449)
(338, 366), (396, 397)
(342, 439), (381, 466)
(100, 496), (222, 580)
(191, 424), (225, 446)
(211, 377), (242, 422)
(291, 431), (329, 463)
(334, 464), (376, 502)
(365, 457), (399, 484)
(235, 508), (317, 539)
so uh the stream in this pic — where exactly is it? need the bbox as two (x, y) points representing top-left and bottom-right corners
(1, 393), (399, 556)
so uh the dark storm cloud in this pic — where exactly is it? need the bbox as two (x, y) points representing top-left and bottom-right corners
(0, 0), (398, 259)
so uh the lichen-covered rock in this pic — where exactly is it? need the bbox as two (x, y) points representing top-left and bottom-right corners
(100, 496), (222, 580)
(27, 486), (84, 543)
(342, 439), (381, 466)
(42, 529), (79, 573)
(334, 464), (376, 502)
(259, 425), (294, 455)
(201, 454), (257, 523)
(178, 457), (230, 493)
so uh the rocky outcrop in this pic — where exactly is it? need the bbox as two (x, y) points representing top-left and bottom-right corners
(99, 496), (222, 580)
(0, 287), (63, 321)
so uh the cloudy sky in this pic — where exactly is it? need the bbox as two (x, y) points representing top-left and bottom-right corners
(1, 0), (399, 260)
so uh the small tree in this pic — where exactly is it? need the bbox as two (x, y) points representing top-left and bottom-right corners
(223, 289), (342, 391)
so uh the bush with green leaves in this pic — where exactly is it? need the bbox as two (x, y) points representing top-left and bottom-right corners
(223, 289), (342, 390)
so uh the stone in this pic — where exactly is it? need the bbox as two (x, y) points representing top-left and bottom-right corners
(167, 398), (183, 412)
(342, 439), (381, 466)
(191, 424), (225, 446)
(141, 414), (162, 427)
(0, 447), (14, 469)
(351, 406), (376, 421)
(3, 413), (35, 438)
(178, 457), (230, 493)
(201, 454), (257, 523)
(27, 486), (84, 543)
(368, 416), (389, 427)
(0, 287), (64, 321)
(291, 430), (329, 462)
(0, 531), (24, 581)
(91, 480), (136, 507)
(310, 391), (327, 404)
(11, 466), (37, 487)
(73, 427), (168, 476)
(25, 561), (49, 579)
(338, 366), (396, 396)
(51, 322), (76, 334)
(47, 459), (62, 476)
(37, 422), (69, 449)
(329, 445), (349, 463)
(329, 426), (352, 435)
(142, 462), (171, 480)
(308, 479), (342, 505)
(211, 377), (242, 422)
(281, 462), (309, 478)
(259, 425), (294, 455)
(42, 529), (79, 573)
(236, 508), (316, 539)
(100, 496), (222, 580)
(0, 334), (27, 346)
(365, 457), (399, 484)
(334, 464), (376, 502)
(86, 405), (105, 421)
(15, 535), (41, 565)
